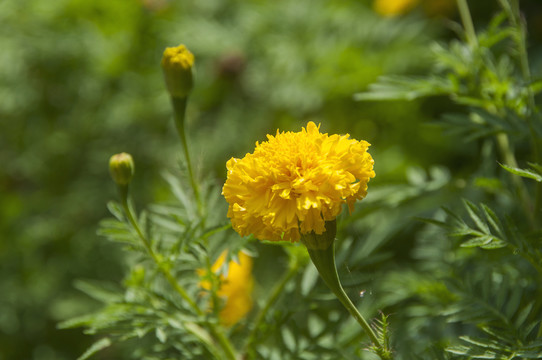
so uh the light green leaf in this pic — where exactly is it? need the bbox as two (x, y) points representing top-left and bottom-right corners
(282, 326), (297, 352)
(74, 280), (122, 303)
(107, 201), (125, 221)
(156, 327), (167, 343)
(464, 200), (489, 234)
(500, 163), (542, 182)
(76, 338), (112, 360)
(460, 235), (494, 248)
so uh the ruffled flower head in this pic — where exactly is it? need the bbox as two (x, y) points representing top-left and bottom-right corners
(222, 122), (375, 242)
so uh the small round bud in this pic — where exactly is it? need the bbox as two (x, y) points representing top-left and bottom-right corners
(161, 44), (195, 98)
(109, 153), (134, 186)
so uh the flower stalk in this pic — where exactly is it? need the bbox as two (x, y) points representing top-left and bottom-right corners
(456, 0), (477, 48)
(161, 44), (203, 217)
(170, 96), (202, 216)
(120, 196), (237, 360)
(302, 221), (392, 360)
(109, 153), (237, 360)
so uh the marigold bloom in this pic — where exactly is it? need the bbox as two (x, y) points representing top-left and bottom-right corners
(199, 251), (254, 327)
(222, 122), (375, 242)
(373, 0), (420, 16)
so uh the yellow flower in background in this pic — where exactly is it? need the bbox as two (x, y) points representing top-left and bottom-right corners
(373, 0), (455, 17)
(222, 122), (375, 242)
(161, 44), (195, 98)
(199, 251), (254, 327)
(373, 0), (420, 16)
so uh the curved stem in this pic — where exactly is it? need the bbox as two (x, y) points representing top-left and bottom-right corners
(120, 197), (237, 360)
(306, 244), (385, 355)
(302, 223), (391, 359)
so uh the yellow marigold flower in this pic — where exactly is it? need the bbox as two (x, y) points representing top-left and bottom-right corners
(373, 0), (420, 16)
(199, 251), (254, 327)
(161, 44), (195, 98)
(222, 122), (375, 242)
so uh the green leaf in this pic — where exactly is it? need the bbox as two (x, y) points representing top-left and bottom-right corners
(460, 235), (494, 248)
(74, 280), (123, 303)
(281, 326), (297, 352)
(156, 327), (167, 343)
(464, 200), (490, 234)
(163, 171), (196, 218)
(514, 301), (534, 329)
(353, 75), (452, 101)
(97, 218), (137, 245)
(57, 314), (97, 330)
(479, 240), (507, 249)
(76, 337), (112, 360)
(500, 163), (542, 182)
(107, 201), (125, 221)
(481, 204), (504, 238)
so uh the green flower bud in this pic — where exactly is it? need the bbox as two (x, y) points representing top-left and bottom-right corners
(109, 152), (134, 186)
(161, 44), (194, 98)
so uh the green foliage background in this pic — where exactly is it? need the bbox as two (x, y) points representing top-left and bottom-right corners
(1, 0), (542, 359)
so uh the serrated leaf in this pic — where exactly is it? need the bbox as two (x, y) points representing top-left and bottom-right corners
(460, 235), (494, 247)
(415, 216), (449, 228)
(301, 265), (318, 296)
(514, 301), (534, 329)
(76, 337), (112, 360)
(446, 344), (497, 358)
(162, 171), (195, 218)
(57, 314), (97, 330)
(479, 240), (507, 249)
(74, 280), (123, 303)
(353, 75), (451, 101)
(481, 204), (504, 238)
(183, 322), (221, 358)
(97, 219), (137, 245)
(107, 201), (125, 221)
(500, 163), (542, 182)
(464, 200), (490, 233)
(156, 327), (167, 343)
(459, 336), (501, 351)
(282, 326), (296, 352)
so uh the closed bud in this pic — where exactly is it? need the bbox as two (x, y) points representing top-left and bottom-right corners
(161, 44), (195, 98)
(109, 152), (134, 186)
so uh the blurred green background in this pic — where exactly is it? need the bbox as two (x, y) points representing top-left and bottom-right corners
(2, 0), (542, 359)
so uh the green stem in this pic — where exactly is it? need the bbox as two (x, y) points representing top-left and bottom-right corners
(500, 0), (542, 225)
(171, 96), (203, 217)
(302, 222), (391, 360)
(243, 253), (301, 358)
(307, 244), (388, 358)
(456, 0), (477, 47)
(496, 133), (534, 226)
(120, 197), (237, 360)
